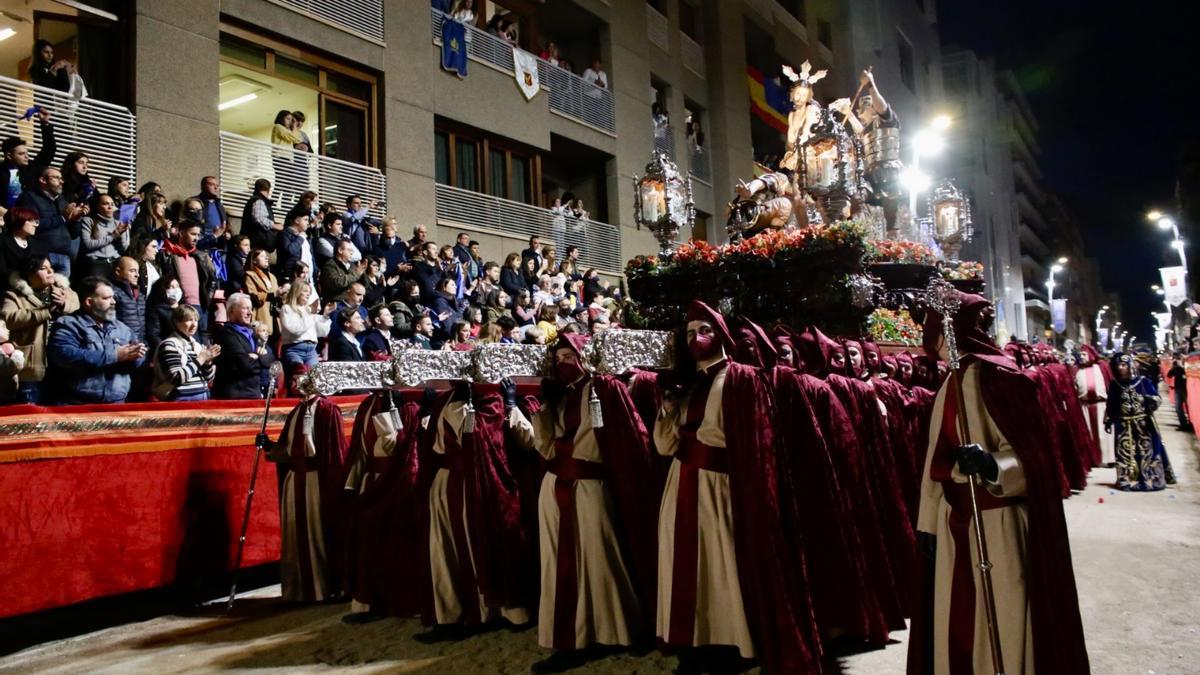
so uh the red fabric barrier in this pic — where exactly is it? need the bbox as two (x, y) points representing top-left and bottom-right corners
(1187, 355), (1200, 434)
(0, 396), (363, 619)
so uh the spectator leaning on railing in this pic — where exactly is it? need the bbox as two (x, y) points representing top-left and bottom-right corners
(1, 255), (78, 403)
(45, 276), (145, 405)
(213, 292), (275, 400)
(152, 304), (218, 402)
(1, 108), (56, 212)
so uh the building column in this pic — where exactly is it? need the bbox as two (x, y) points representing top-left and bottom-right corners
(133, 0), (221, 198)
(702, 1), (753, 244)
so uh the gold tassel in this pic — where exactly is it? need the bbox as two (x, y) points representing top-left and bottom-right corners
(462, 388), (476, 434)
(589, 386), (604, 429)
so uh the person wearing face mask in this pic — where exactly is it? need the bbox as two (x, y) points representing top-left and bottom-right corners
(653, 300), (822, 675)
(503, 334), (658, 672)
(45, 277), (146, 404)
(146, 278), (185, 355)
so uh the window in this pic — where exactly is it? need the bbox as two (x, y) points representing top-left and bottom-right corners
(219, 27), (379, 166)
(817, 20), (832, 49)
(435, 122), (542, 206)
(680, 1), (702, 43)
(456, 139), (479, 192)
(897, 30), (915, 91)
(489, 149), (507, 199)
(646, 0), (667, 15)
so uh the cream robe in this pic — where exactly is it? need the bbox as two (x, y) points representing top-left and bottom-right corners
(917, 362), (1035, 675)
(653, 367), (755, 658)
(277, 399), (334, 602)
(508, 380), (642, 649)
(428, 400), (529, 626)
(1075, 363), (1115, 465)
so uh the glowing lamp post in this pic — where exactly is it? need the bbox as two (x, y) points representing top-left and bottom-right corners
(633, 150), (694, 256)
(798, 107), (857, 224)
(928, 178), (973, 260)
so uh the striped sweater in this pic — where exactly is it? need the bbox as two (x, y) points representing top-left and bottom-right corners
(152, 334), (215, 400)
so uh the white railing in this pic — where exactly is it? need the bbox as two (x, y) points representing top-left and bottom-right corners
(0, 74), (136, 195)
(681, 33), (706, 78)
(689, 145), (711, 183)
(646, 6), (669, 51)
(219, 131), (386, 224)
(653, 122), (675, 159)
(267, 0), (384, 43)
(431, 8), (615, 134)
(435, 183), (622, 273)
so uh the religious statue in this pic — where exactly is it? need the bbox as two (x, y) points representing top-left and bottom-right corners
(839, 69), (904, 235)
(726, 172), (807, 240)
(778, 61), (827, 172)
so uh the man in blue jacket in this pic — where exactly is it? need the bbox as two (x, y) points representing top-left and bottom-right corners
(17, 166), (86, 278)
(46, 276), (146, 404)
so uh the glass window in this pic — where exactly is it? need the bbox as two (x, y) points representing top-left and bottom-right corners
(326, 71), (372, 100)
(897, 31), (915, 91)
(435, 133), (450, 185)
(818, 20), (832, 49)
(680, 2), (701, 43)
(787, 0), (806, 24)
(323, 100), (367, 164)
(220, 37), (266, 69)
(512, 155), (530, 204)
(456, 139), (479, 191)
(275, 55), (319, 86)
(489, 149), (507, 198)
(646, 0), (667, 14)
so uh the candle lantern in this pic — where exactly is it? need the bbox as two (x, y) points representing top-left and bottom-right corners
(798, 107), (856, 224)
(633, 150), (694, 255)
(928, 178), (973, 260)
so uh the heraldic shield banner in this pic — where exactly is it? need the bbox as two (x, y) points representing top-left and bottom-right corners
(513, 48), (540, 100)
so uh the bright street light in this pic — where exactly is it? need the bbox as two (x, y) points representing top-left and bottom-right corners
(1051, 263), (1064, 273)
(1156, 288), (1166, 296)
(1152, 284), (1161, 290)
(899, 166), (931, 193)
(1056, 256), (1069, 264)
(930, 114), (952, 131)
(1158, 216), (1176, 231)
(912, 129), (945, 157)
(1147, 210), (1163, 222)
(1103, 304), (1110, 310)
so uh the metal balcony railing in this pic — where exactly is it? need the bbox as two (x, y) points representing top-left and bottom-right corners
(653, 122), (675, 159)
(0, 74), (136, 195)
(688, 145), (711, 183)
(435, 183), (622, 273)
(431, 8), (615, 134)
(219, 131), (386, 224)
(268, 0), (384, 43)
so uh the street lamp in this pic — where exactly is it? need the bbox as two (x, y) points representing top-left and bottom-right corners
(1095, 305), (1109, 346)
(907, 117), (951, 228)
(1149, 211), (1188, 275)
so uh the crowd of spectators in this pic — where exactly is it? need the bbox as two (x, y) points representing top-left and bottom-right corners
(0, 111), (624, 405)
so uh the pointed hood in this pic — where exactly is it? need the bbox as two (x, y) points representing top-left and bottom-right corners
(686, 300), (736, 356)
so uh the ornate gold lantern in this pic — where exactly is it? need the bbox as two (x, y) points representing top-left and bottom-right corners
(798, 107), (855, 224)
(633, 150), (694, 255)
(928, 178), (973, 260)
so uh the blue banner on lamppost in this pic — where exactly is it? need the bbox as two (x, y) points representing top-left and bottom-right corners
(1051, 298), (1067, 334)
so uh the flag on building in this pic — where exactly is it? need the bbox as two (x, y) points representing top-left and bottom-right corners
(441, 17), (468, 78)
(747, 66), (791, 133)
(513, 48), (540, 100)
(1160, 266), (1187, 307)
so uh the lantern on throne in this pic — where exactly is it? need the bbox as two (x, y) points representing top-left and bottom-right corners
(928, 178), (973, 260)
(798, 107), (857, 224)
(633, 150), (695, 256)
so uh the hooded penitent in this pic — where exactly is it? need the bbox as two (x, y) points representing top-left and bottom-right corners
(909, 289), (1090, 675)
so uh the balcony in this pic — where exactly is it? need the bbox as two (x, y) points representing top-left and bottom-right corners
(653, 122), (675, 160)
(689, 145), (711, 184)
(0, 74), (136, 195)
(647, 5), (669, 52)
(435, 183), (622, 273)
(268, 0), (384, 43)
(431, 9), (615, 135)
(219, 131), (386, 223)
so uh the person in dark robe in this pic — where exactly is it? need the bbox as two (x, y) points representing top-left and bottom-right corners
(258, 374), (351, 602)
(797, 326), (909, 630)
(341, 390), (424, 623)
(908, 290), (1089, 675)
(415, 381), (532, 642)
(654, 301), (823, 674)
(504, 333), (658, 673)
(1105, 352), (1174, 491)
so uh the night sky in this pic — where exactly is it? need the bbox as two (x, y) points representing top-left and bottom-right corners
(937, 0), (1197, 343)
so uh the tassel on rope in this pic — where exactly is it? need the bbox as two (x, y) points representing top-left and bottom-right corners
(589, 385), (604, 429)
(462, 385), (476, 434)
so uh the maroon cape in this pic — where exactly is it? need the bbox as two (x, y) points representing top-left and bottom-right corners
(907, 357), (1090, 675)
(1031, 366), (1084, 494)
(722, 361), (824, 673)
(1047, 362), (1101, 472)
(343, 392), (425, 616)
(417, 386), (533, 625)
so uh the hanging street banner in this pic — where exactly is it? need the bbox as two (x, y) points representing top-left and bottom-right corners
(1160, 265), (1187, 307)
(513, 48), (540, 100)
(1098, 327), (1110, 349)
(1051, 298), (1067, 334)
